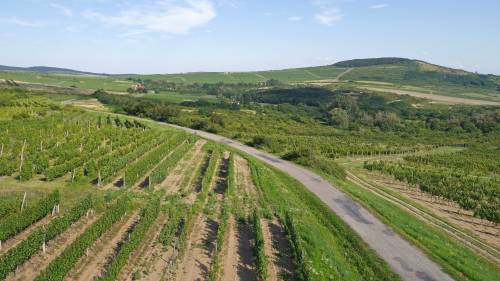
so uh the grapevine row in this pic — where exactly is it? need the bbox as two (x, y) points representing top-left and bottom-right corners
(123, 133), (186, 188)
(0, 190), (60, 242)
(252, 210), (268, 281)
(100, 194), (161, 280)
(158, 197), (188, 247)
(364, 160), (500, 223)
(207, 200), (229, 281)
(95, 131), (165, 184)
(34, 196), (130, 281)
(149, 140), (195, 186)
(0, 195), (92, 279)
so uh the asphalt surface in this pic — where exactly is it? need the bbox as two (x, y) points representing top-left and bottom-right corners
(164, 123), (455, 281)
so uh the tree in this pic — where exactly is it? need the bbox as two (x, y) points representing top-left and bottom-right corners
(328, 108), (349, 129)
(265, 79), (282, 87)
(374, 112), (400, 130)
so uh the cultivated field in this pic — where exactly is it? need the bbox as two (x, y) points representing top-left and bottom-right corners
(0, 90), (403, 281)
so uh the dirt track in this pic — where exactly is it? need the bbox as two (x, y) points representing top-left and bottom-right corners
(359, 86), (500, 106)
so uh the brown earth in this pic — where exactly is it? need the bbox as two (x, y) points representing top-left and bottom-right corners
(161, 140), (206, 195)
(221, 217), (239, 281)
(171, 153), (227, 281)
(221, 217), (257, 281)
(177, 142), (207, 201)
(261, 219), (295, 281)
(117, 212), (168, 280)
(118, 141), (206, 280)
(0, 214), (54, 255)
(6, 214), (99, 281)
(359, 86), (500, 106)
(118, 142), (210, 280)
(173, 215), (218, 281)
(131, 140), (188, 190)
(234, 155), (257, 197)
(65, 211), (140, 281)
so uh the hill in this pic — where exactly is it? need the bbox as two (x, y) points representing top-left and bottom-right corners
(1, 58), (499, 103)
(332, 57), (413, 67)
(0, 65), (108, 76)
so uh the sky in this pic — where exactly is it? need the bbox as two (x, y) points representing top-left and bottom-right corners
(1, 0), (499, 74)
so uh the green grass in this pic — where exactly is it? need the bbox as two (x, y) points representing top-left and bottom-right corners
(247, 155), (400, 281)
(3, 58), (499, 102)
(341, 61), (500, 102)
(136, 91), (218, 104)
(0, 71), (132, 92)
(327, 175), (500, 281)
(130, 66), (348, 84)
(0, 175), (107, 215)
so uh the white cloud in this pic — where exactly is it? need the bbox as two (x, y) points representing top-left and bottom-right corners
(311, 0), (344, 26)
(314, 8), (343, 26)
(288, 16), (302, 21)
(50, 3), (73, 17)
(84, 0), (216, 34)
(370, 4), (388, 9)
(1, 17), (46, 28)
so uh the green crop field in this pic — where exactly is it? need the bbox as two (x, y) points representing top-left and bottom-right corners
(0, 71), (132, 92)
(2, 57), (499, 103)
(0, 88), (407, 281)
(128, 66), (348, 84)
(89, 81), (500, 281)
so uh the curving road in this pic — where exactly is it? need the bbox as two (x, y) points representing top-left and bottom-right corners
(162, 122), (455, 281)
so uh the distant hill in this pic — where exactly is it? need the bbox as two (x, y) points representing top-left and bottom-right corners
(0, 65), (108, 76)
(1, 58), (499, 102)
(331, 58), (500, 89)
(332, 57), (413, 67)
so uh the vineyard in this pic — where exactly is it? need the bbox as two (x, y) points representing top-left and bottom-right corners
(364, 150), (500, 223)
(0, 90), (404, 280)
(0, 84), (497, 281)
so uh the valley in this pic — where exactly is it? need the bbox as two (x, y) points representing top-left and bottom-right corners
(0, 57), (499, 281)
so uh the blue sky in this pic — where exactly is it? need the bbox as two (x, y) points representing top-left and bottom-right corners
(1, 0), (499, 74)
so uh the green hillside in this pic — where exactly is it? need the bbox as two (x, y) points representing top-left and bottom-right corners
(128, 66), (349, 84)
(1, 58), (499, 102)
(0, 71), (132, 92)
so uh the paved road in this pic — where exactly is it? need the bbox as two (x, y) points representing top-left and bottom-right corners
(163, 123), (455, 281)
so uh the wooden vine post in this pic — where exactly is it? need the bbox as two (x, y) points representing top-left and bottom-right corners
(19, 139), (26, 172)
(41, 225), (47, 253)
(97, 170), (102, 187)
(21, 192), (27, 212)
